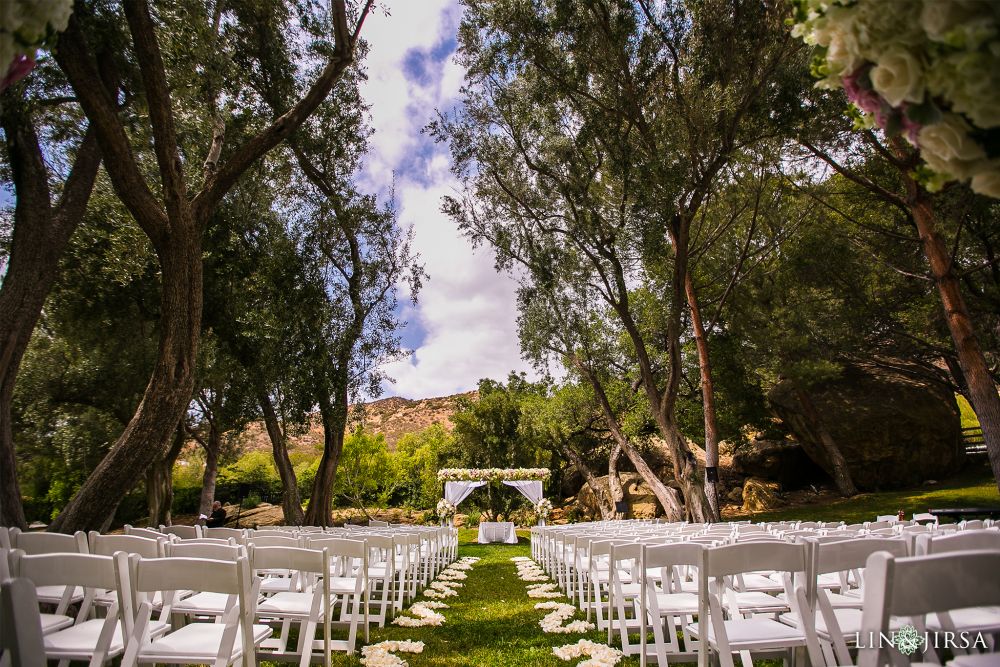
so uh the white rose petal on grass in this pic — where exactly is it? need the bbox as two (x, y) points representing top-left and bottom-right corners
(552, 639), (624, 667)
(536, 601), (596, 634)
(870, 48), (925, 107)
(361, 639), (425, 667)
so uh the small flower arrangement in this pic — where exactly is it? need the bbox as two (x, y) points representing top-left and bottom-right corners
(1, 0), (74, 91)
(360, 639), (424, 667)
(437, 467), (551, 482)
(791, 0), (1000, 197)
(436, 499), (456, 521)
(534, 498), (553, 520)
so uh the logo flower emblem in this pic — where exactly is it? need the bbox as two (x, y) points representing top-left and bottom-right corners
(894, 624), (923, 656)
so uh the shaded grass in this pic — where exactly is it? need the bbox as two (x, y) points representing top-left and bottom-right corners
(318, 529), (639, 666)
(729, 465), (999, 524)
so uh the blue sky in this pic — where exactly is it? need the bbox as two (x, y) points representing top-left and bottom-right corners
(356, 1), (539, 400)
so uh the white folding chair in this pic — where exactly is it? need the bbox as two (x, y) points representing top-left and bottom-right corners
(783, 537), (908, 666)
(304, 537), (369, 653)
(689, 541), (824, 667)
(1, 577), (46, 667)
(160, 525), (202, 540)
(252, 546), (332, 667)
(365, 534), (397, 626)
(87, 534), (166, 610)
(10, 531), (89, 614)
(859, 550), (1000, 666)
(640, 542), (705, 666)
(913, 531), (1000, 642)
(120, 555), (270, 667)
(165, 542), (247, 619)
(9, 550), (131, 667)
(123, 526), (169, 541)
(204, 527), (247, 543)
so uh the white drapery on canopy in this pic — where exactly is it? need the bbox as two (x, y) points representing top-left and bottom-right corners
(502, 480), (543, 505)
(444, 481), (486, 507)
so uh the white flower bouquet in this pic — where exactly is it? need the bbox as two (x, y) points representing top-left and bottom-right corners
(791, 0), (1000, 197)
(437, 467), (551, 482)
(534, 498), (553, 520)
(436, 498), (456, 522)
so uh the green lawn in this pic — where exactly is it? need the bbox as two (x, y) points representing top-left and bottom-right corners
(319, 529), (639, 666)
(728, 465), (999, 524)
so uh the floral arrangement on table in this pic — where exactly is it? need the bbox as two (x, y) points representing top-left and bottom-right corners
(791, 0), (1000, 197)
(437, 467), (551, 482)
(1, 0), (74, 91)
(534, 498), (553, 521)
(436, 499), (456, 521)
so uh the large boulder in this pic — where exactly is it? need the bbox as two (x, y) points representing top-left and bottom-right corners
(768, 362), (963, 491)
(732, 438), (827, 489)
(741, 477), (783, 513)
(577, 472), (669, 519)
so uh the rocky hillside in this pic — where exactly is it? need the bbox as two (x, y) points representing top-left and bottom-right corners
(234, 391), (474, 456)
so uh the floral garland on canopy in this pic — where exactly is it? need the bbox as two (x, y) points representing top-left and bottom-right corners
(791, 0), (1000, 197)
(437, 467), (551, 482)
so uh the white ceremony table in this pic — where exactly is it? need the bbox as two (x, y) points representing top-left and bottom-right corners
(477, 521), (518, 544)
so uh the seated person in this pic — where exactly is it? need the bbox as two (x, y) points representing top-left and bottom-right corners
(203, 500), (227, 528)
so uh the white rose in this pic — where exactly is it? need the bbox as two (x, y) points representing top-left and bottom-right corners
(870, 48), (925, 107)
(918, 115), (987, 163)
(921, 0), (997, 47)
(826, 27), (863, 78)
(970, 169), (1000, 199)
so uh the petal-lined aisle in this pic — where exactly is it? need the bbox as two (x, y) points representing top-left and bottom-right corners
(313, 529), (638, 667)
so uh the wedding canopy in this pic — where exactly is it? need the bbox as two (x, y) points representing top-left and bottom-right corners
(438, 468), (548, 508)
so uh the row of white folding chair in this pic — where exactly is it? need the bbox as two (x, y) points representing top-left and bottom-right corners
(4, 541), (370, 666)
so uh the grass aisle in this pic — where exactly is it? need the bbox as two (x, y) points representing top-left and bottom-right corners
(327, 528), (639, 666)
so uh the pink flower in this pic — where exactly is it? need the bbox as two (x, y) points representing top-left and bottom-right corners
(1, 54), (37, 92)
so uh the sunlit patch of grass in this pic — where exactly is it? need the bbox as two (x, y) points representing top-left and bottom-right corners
(730, 465), (999, 524)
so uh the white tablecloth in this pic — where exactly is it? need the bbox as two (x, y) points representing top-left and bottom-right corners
(477, 521), (518, 544)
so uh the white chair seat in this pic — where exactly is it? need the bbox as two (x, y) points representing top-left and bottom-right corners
(928, 606), (1000, 633)
(257, 592), (332, 618)
(652, 591), (700, 615)
(690, 617), (806, 648)
(780, 609), (904, 638)
(824, 590), (864, 608)
(741, 573), (784, 591)
(260, 578), (297, 594)
(43, 619), (124, 658)
(327, 576), (362, 594)
(40, 613), (74, 634)
(731, 591), (790, 612)
(367, 566), (390, 578)
(816, 572), (842, 589)
(172, 591), (231, 616)
(139, 622), (272, 661)
(35, 585), (83, 605)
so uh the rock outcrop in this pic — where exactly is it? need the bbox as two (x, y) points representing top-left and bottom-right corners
(741, 477), (783, 513)
(577, 472), (673, 519)
(732, 438), (826, 489)
(768, 363), (963, 491)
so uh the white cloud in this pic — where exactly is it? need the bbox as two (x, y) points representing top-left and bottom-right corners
(359, 1), (540, 399)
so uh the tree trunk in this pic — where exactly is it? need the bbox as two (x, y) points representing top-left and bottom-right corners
(794, 386), (858, 497)
(49, 234), (203, 532)
(303, 392), (347, 527)
(900, 171), (1000, 493)
(607, 442), (624, 510)
(684, 271), (721, 521)
(0, 91), (105, 529)
(146, 424), (185, 526)
(198, 433), (221, 518)
(557, 440), (613, 520)
(258, 389), (304, 525)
